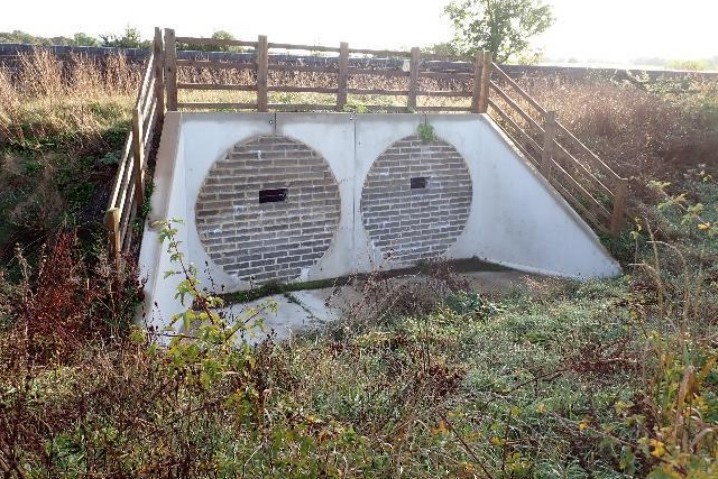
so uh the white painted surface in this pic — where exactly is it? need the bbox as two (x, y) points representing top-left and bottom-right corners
(139, 111), (620, 331)
(137, 112), (187, 335)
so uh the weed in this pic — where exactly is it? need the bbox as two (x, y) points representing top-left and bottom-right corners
(417, 122), (436, 142)
(444, 291), (503, 318)
(343, 100), (368, 113)
(98, 151), (120, 166)
(0, 229), (141, 364)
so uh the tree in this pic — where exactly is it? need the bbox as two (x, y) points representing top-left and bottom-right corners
(0, 30), (97, 46)
(99, 26), (149, 49)
(444, 0), (554, 63)
(0, 30), (48, 45)
(209, 31), (237, 52)
(177, 30), (247, 53)
(48, 36), (74, 46)
(421, 42), (459, 56)
(72, 33), (99, 47)
(211, 31), (235, 42)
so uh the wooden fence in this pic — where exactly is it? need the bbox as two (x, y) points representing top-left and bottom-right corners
(487, 66), (629, 235)
(105, 28), (629, 258)
(105, 28), (165, 258)
(165, 32), (491, 113)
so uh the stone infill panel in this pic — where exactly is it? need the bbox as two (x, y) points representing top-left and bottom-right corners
(360, 135), (472, 265)
(195, 135), (340, 284)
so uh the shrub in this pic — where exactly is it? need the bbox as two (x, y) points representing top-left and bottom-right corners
(0, 229), (141, 365)
(521, 76), (718, 188)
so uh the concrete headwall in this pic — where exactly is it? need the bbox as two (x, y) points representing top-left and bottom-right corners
(139, 111), (620, 329)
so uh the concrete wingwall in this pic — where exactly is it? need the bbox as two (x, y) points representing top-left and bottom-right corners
(139, 111), (620, 329)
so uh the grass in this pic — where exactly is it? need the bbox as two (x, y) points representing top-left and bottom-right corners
(2, 228), (716, 477)
(0, 51), (136, 261)
(1, 50), (718, 478)
(0, 51), (137, 148)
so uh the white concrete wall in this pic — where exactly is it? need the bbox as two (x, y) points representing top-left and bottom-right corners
(429, 114), (619, 278)
(139, 111), (620, 330)
(137, 113), (187, 335)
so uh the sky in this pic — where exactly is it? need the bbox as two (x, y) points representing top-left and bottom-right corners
(2, 0), (717, 64)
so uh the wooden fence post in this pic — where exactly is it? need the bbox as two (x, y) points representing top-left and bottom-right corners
(105, 208), (121, 260)
(407, 47), (420, 111)
(257, 35), (269, 112)
(471, 52), (483, 113)
(153, 27), (166, 122)
(610, 178), (628, 236)
(541, 110), (556, 178)
(164, 28), (177, 111)
(337, 42), (349, 111)
(131, 108), (145, 207)
(478, 51), (492, 113)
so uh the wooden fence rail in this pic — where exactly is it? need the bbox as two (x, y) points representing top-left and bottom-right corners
(104, 28), (629, 260)
(104, 27), (165, 259)
(486, 60), (628, 235)
(165, 30), (490, 114)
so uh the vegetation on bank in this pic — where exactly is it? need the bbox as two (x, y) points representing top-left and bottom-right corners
(0, 50), (136, 260)
(0, 51), (717, 478)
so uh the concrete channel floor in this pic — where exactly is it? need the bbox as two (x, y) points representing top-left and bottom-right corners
(225, 270), (553, 344)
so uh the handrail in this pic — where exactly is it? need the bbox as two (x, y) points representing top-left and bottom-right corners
(554, 120), (622, 181)
(487, 62), (628, 234)
(269, 42), (340, 53)
(104, 27), (165, 259)
(175, 36), (258, 49)
(176, 83), (257, 91)
(491, 64), (547, 117)
(489, 81), (544, 133)
(165, 32), (482, 115)
(134, 50), (156, 110)
(488, 98), (543, 155)
(107, 132), (134, 210)
(552, 140), (615, 199)
(175, 59), (256, 70)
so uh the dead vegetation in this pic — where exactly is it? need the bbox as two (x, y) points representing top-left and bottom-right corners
(0, 49), (138, 149)
(1, 50), (718, 478)
(523, 76), (718, 183)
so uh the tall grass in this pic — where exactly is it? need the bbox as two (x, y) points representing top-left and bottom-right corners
(0, 51), (142, 257)
(0, 50), (139, 149)
(522, 76), (718, 184)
